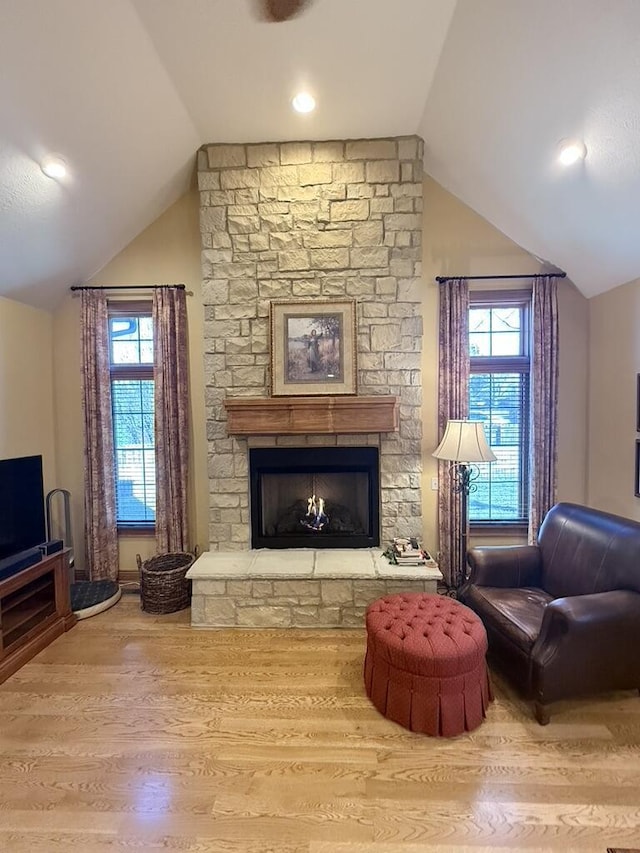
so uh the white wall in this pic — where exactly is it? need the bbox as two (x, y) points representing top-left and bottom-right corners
(588, 277), (640, 520)
(0, 296), (57, 491)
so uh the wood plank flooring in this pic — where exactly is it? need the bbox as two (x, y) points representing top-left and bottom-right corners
(0, 593), (639, 852)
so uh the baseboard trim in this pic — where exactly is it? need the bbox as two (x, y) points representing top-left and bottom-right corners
(71, 568), (140, 589)
(118, 568), (141, 587)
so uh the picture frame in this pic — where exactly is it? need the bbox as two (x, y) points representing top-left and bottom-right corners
(637, 373), (640, 432)
(269, 299), (357, 397)
(636, 440), (640, 498)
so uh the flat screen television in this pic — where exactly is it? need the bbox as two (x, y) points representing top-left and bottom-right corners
(0, 455), (46, 561)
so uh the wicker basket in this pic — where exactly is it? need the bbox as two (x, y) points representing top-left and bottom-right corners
(136, 551), (195, 614)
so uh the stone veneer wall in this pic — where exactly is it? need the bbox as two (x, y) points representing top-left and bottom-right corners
(198, 136), (424, 550)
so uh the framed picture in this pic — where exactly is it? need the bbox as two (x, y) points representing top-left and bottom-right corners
(636, 440), (640, 498)
(637, 374), (640, 431)
(270, 299), (357, 396)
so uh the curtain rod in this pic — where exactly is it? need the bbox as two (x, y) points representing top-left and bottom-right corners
(435, 272), (566, 283)
(70, 284), (186, 291)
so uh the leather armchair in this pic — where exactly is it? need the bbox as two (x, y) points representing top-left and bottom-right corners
(461, 503), (640, 724)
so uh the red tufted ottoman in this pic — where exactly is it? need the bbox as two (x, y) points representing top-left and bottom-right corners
(364, 593), (492, 737)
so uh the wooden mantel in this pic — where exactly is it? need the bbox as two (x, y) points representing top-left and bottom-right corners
(223, 395), (399, 436)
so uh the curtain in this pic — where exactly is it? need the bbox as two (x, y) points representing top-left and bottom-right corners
(153, 287), (190, 553)
(81, 291), (118, 581)
(528, 275), (559, 543)
(437, 278), (470, 589)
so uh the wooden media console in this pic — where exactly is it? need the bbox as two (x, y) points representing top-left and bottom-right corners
(0, 549), (76, 684)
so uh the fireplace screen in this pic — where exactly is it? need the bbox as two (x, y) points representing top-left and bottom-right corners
(249, 446), (379, 549)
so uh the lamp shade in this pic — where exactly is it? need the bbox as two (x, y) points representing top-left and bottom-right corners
(433, 420), (497, 463)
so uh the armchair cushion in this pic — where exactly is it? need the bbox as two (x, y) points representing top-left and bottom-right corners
(464, 585), (553, 651)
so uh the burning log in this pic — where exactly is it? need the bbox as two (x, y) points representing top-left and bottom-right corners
(269, 499), (365, 537)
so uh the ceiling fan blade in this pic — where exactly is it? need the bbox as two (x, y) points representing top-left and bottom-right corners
(260, 0), (311, 22)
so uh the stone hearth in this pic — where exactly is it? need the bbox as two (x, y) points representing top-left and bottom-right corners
(188, 550), (441, 628)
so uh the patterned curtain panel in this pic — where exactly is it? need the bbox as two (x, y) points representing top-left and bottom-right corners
(153, 287), (190, 553)
(81, 291), (118, 581)
(437, 278), (470, 589)
(528, 275), (559, 543)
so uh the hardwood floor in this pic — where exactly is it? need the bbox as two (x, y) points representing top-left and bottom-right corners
(0, 593), (639, 852)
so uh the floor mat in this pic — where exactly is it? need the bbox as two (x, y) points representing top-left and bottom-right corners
(71, 580), (122, 619)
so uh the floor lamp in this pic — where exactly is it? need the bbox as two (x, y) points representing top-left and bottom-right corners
(433, 420), (496, 589)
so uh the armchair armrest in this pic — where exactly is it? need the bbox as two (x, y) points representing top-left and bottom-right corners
(466, 545), (542, 589)
(537, 589), (640, 647)
(532, 589), (640, 703)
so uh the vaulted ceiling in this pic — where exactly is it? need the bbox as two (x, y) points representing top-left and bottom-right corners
(2, 0), (639, 309)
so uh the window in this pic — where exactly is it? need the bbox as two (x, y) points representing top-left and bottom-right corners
(468, 292), (530, 525)
(108, 304), (155, 528)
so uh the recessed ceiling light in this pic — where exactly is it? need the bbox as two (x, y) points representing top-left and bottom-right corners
(41, 155), (67, 179)
(558, 139), (587, 166)
(292, 92), (316, 114)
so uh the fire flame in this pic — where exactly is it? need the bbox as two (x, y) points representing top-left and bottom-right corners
(302, 493), (329, 531)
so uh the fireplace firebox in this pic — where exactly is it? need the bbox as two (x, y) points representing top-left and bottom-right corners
(249, 446), (380, 549)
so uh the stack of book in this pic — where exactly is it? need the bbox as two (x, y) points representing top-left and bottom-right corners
(389, 537), (432, 565)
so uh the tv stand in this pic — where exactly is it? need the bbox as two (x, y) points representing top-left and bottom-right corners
(0, 549), (76, 684)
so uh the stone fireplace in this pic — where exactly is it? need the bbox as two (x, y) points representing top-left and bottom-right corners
(197, 136), (425, 551)
(189, 136), (436, 627)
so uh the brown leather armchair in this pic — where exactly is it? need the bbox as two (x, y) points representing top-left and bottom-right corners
(460, 502), (640, 724)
